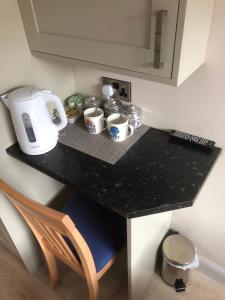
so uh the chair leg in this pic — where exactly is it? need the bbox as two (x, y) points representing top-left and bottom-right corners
(86, 277), (99, 300)
(41, 245), (58, 288)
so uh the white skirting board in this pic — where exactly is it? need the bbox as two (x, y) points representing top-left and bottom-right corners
(199, 255), (225, 285)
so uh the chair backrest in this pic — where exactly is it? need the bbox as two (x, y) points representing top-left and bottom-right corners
(0, 180), (95, 276)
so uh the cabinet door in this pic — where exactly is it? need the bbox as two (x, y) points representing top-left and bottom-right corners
(18, 0), (179, 79)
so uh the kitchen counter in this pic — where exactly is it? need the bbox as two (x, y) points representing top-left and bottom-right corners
(6, 126), (222, 300)
(6, 127), (221, 218)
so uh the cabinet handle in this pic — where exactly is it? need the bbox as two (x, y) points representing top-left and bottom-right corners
(154, 10), (168, 69)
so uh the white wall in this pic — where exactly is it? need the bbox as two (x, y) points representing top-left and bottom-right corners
(72, 0), (225, 269)
(0, 0), (75, 272)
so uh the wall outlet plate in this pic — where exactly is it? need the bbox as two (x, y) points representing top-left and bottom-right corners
(102, 77), (131, 102)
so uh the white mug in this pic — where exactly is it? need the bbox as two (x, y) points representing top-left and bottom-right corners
(107, 113), (134, 142)
(84, 107), (107, 135)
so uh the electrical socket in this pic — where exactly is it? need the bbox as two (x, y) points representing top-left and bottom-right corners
(102, 77), (131, 102)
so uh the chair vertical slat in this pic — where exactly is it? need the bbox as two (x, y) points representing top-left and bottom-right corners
(36, 220), (64, 254)
(55, 231), (80, 264)
(44, 226), (74, 261)
(33, 217), (79, 264)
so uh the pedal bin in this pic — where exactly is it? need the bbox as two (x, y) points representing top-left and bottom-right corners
(161, 234), (196, 288)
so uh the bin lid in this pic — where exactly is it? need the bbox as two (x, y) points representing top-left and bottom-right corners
(162, 234), (195, 266)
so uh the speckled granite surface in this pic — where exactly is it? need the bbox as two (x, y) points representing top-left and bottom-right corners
(6, 128), (221, 218)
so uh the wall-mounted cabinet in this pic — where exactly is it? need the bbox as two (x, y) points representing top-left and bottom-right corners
(18, 0), (215, 86)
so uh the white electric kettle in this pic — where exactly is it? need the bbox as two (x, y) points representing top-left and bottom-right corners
(1, 87), (67, 155)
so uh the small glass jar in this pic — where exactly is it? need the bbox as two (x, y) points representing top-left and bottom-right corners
(64, 104), (81, 124)
(84, 96), (102, 109)
(67, 94), (86, 112)
(104, 99), (122, 116)
(123, 104), (142, 130)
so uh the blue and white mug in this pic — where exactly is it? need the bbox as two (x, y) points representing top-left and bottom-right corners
(107, 113), (134, 142)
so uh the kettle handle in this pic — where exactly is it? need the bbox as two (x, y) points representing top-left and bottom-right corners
(43, 91), (67, 131)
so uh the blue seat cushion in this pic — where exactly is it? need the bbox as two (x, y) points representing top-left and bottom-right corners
(61, 192), (126, 273)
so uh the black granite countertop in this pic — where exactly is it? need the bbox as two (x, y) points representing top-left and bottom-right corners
(6, 128), (221, 218)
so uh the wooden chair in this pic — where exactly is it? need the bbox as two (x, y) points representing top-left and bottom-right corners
(0, 180), (126, 300)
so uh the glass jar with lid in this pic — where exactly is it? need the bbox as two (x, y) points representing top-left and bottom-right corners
(123, 104), (142, 130)
(84, 96), (102, 109)
(104, 99), (122, 116)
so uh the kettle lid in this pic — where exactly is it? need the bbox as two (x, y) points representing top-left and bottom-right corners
(7, 87), (42, 102)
